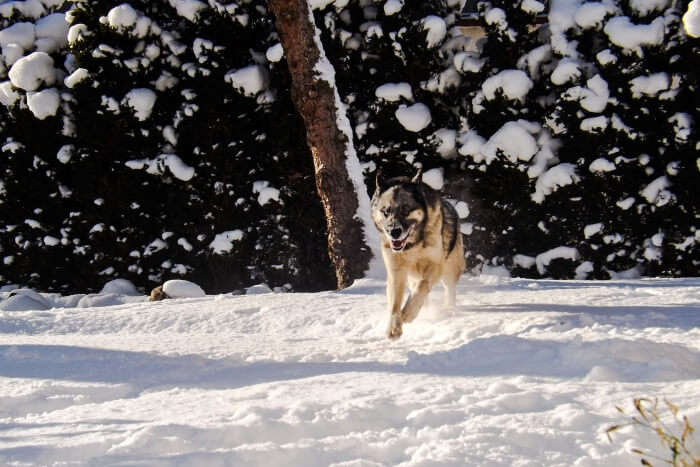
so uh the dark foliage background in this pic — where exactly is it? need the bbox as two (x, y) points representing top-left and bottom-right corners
(0, 0), (697, 293)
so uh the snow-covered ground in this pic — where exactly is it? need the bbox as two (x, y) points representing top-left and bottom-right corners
(0, 276), (699, 466)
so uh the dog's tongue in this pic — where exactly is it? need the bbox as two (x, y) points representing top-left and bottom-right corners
(391, 239), (405, 250)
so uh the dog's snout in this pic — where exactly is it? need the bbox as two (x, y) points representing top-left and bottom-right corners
(390, 228), (403, 239)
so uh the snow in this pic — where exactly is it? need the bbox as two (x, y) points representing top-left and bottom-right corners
(640, 175), (673, 206)
(453, 52), (484, 73)
(100, 278), (141, 296)
(603, 16), (665, 50)
(551, 58), (581, 85)
(589, 157), (616, 173)
(225, 64), (269, 97)
(122, 88), (157, 121)
(162, 279), (205, 298)
(395, 103), (431, 132)
(0, 80), (19, 105)
(432, 128), (457, 158)
(8, 51), (55, 91)
(64, 67), (88, 88)
(252, 180), (281, 206)
(629, 0), (669, 16)
(26, 86), (59, 119)
(535, 246), (580, 274)
(421, 167), (444, 190)
(34, 12), (68, 52)
(209, 230), (244, 254)
(106, 4), (139, 31)
(420, 15), (447, 48)
(265, 43), (283, 63)
(574, 2), (616, 29)
(481, 69), (533, 101)
(522, 0), (546, 14)
(384, 0), (404, 16)
(532, 163), (579, 204)
(584, 223), (604, 239)
(0, 276), (698, 466)
(125, 154), (195, 182)
(375, 82), (413, 102)
(629, 72), (669, 98)
(563, 74), (609, 113)
(684, 0), (700, 37)
(168, 0), (207, 22)
(481, 121), (538, 165)
(581, 115), (609, 132)
(0, 22), (35, 50)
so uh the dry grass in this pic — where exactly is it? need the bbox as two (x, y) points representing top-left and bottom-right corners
(607, 398), (700, 466)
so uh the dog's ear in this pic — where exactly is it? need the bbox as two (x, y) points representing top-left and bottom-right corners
(373, 168), (384, 198)
(411, 167), (423, 184)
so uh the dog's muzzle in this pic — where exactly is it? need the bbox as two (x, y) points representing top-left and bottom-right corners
(388, 228), (409, 252)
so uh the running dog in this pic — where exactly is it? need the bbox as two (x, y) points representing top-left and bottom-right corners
(371, 169), (465, 340)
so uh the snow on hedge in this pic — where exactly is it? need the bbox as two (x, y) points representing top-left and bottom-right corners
(122, 88), (157, 121)
(26, 87), (59, 119)
(684, 0), (700, 37)
(8, 51), (55, 91)
(225, 64), (269, 97)
(395, 102), (431, 132)
(375, 82), (413, 102)
(482, 69), (533, 101)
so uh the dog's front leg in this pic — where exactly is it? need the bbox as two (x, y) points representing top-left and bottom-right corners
(402, 266), (440, 323)
(385, 266), (407, 340)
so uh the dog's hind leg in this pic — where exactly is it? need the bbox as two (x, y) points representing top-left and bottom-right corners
(441, 274), (457, 308)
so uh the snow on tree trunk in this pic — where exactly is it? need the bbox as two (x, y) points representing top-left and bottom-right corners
(268, 0), (380, 288)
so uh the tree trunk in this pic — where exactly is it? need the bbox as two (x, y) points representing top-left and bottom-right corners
(268, 0), (373, 289)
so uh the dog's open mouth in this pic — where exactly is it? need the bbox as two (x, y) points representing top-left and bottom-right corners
(390, 236), (408, 252)
(391, 238), (407, 251)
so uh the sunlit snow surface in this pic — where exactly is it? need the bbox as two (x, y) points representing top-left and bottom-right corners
(0, 276), (698, 466)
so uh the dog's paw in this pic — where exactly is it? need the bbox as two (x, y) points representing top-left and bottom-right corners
(386, 315), (402, 340)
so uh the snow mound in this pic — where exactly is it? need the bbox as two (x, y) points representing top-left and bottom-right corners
(100, 279), (141, 296)
(162, 279), (205, 298)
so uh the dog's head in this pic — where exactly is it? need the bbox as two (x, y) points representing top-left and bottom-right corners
(371, 169), (427, 252)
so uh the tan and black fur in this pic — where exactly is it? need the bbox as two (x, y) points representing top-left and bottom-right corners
(371, 170), (465, 340)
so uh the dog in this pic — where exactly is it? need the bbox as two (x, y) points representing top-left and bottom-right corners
(371, 169), (465, 340)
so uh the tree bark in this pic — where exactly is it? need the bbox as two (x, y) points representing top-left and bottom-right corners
(268, 0), (372, 289)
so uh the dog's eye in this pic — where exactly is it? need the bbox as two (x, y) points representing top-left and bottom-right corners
(400, 206), (411, 216)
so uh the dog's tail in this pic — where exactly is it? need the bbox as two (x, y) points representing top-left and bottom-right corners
(441, 199), (460, 258)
